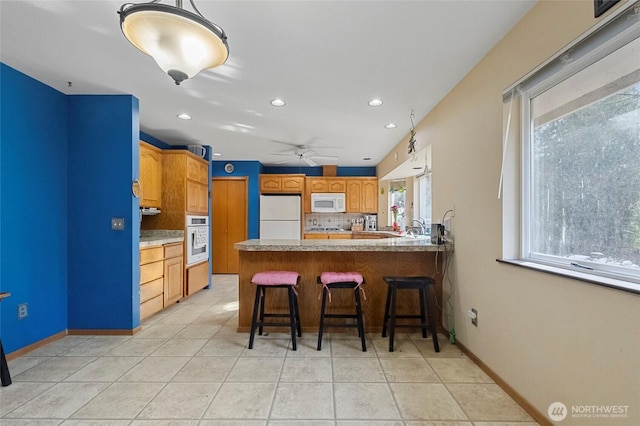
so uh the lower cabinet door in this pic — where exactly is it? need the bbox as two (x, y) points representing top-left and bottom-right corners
(187, 261), (209, 295)
(164, 256), (184, 305)
(140, 294), (163, 320)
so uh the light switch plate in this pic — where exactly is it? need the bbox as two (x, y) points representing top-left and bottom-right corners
(111, 217), (125, 231)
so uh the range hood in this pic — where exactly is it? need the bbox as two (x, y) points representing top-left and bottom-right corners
(140, 207), (161, 216)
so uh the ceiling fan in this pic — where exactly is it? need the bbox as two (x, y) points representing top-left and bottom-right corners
(270, 145), (338, 167)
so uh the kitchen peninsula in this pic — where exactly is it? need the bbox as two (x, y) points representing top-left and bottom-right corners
(234, 238), (450, 334)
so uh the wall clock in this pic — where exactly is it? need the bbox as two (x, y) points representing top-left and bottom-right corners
(224, 163), (234, 173)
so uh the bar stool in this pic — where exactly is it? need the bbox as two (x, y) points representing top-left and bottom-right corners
(382, 276), (440, 353)
(317, 272), (366, 352)
(248, 271), (302, 351)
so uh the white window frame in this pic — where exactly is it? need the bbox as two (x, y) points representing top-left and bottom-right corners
(505, 1), (640, 293)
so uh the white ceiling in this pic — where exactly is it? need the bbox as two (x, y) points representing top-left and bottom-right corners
(0, 0), (535, 170)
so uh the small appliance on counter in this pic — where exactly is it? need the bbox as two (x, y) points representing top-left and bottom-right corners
(364, 215), (377, 231)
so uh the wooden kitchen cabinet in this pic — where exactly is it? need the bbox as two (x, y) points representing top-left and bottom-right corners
(304, 233), (351, 240)
(187, 156), (208, 184)
(346, 178), (378, 213)
(140, 243), (184, 320)
(186, 155), (209, 215)
(163, 243), (184, 305)
(187, 261), (209, 296)
(139, 246), (164, 321)
(139, 141), (162, 208)
(306, 177), (346, 193)
(260, 174), (305, 193)
(187, 180), (208, 214)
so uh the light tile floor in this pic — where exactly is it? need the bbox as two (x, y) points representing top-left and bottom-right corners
(1, 274), (539, 425)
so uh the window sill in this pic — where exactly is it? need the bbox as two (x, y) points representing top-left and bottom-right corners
(496, 259), (640, 295)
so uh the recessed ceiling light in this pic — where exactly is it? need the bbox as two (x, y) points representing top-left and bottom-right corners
(177, 113), (192, 120)
(213, 152), (222, 157)
(385, 123), (397, 129)
(271, 99), (286, 107)
(368, 99), (383, 107)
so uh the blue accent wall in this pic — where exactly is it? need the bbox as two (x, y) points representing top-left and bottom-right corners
(67, 95), (140, 330)
(140, 131), (171, 150)
(0, 64), (69, 353)
(263, 166), (376, 176)
(212, 161), (263, 239)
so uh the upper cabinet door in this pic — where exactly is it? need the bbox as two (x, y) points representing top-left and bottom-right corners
(139, 141), (162, 208)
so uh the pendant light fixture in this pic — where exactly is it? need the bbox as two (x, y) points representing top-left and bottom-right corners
(118, 0), (229, 85)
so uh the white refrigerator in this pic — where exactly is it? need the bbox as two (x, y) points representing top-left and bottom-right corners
(260, 195), (301, 239)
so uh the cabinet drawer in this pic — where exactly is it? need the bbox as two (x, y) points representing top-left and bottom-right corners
(164, 243), (183, 259)
(140, 294), (164, 320)
(140, 246), (163, 265)
(187, 262), (209, 295)
(140, 260), (163, 284)
(140, 277), (163, 303)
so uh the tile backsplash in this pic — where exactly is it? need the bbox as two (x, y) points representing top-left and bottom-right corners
(305, 213), (366, 230)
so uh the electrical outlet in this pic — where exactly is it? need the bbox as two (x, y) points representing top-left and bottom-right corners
(111, 217), (125, 231)
(469, 308), (478, 327)
(18, 303), (28, 320)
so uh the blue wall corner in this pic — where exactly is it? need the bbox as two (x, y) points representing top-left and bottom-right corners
(67, 94), (140, 331)
(140, 131), (171, 150)
(0, 63), (69, 352)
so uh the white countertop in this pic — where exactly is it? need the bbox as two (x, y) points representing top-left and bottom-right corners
(140, 230), (184, 248)
(235, 237), (448, 252)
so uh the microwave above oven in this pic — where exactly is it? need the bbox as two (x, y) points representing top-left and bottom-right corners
(311, 193), (346, 213)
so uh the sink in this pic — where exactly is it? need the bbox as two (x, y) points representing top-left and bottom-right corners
(406, 234), (430, 239)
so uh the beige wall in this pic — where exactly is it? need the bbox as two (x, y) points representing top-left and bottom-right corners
(377, 1), (640, 424)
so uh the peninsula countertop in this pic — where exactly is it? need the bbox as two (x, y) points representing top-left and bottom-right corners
(234, 237), (449, 252)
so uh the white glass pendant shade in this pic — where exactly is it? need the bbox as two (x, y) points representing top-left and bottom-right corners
(119, 3), (228, 85)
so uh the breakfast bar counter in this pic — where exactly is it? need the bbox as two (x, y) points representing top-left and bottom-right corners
(234, 238), (450, 334)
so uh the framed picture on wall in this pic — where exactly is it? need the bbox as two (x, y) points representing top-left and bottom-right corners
(594, 0), (620, 17)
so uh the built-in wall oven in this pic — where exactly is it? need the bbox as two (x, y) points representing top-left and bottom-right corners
(186, 215), (210, 265)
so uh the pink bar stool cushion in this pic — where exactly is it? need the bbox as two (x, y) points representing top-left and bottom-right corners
(320, 272), (364, 285)
(252, 271), (299, 286)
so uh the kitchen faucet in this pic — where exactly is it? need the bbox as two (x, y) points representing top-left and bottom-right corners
(411, 218), (427, 235)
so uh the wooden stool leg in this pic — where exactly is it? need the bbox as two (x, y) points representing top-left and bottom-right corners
(388, 284), (398, 352)
(293, 290), (302, 337)
(354, 288), (366, 352)
(317, 287), (329, 351)
(248, 285), (262, 349)
(381, 284), (392, 338)
(425, 285), (440, 353)
(0, 340), (11, 387)
(287, 287), (297, 351)
(419, 287), (428, 338)
(258, 286), (266, 336)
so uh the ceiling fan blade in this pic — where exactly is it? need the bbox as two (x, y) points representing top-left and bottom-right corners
(310, 155), (339, 161)
(304, 157), (318, 167)
(270, 152), (296, 156)
(275, 158), (294, 164)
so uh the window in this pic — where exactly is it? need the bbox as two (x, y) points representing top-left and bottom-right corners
(418, 173), (432, 227)
(389, 180), (406, 229)
(516, 6), (640, 288)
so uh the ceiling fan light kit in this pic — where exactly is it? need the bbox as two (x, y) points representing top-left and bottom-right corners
(118, 0), (229, 85)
